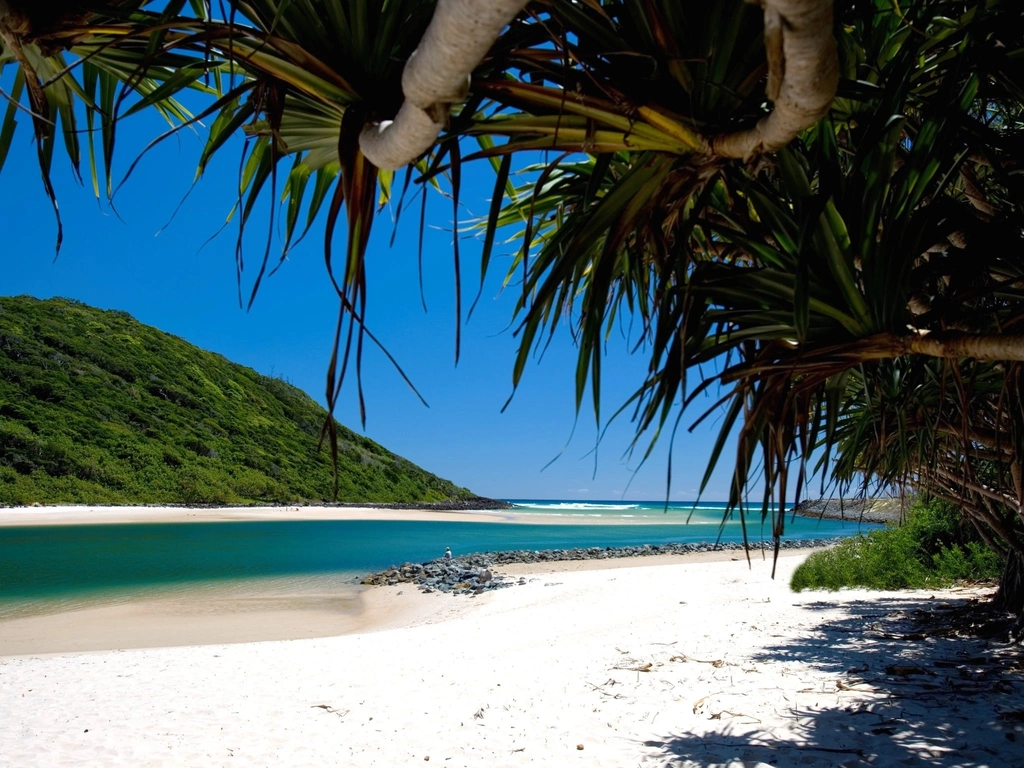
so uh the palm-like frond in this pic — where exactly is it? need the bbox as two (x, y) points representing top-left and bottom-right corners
(482, 0), (1024, 546)
(7, 0), (441, 441)
(468, 0), (769, 154)
(167, 0), (440, 445)
(0, 1), (218, 250)
(829, 357), (1024, 562)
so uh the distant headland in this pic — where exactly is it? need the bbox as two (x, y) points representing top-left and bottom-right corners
(791, 496), (909, 524)
(0, 296), (476, 507)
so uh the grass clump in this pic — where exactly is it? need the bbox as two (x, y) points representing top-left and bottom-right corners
(791, 497), (1002, 592)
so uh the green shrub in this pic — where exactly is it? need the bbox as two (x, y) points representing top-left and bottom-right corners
(931, 541), (1002, 581)
(791, 497), (1003, 592)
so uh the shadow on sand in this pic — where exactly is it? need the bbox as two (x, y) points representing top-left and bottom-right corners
(642, 592), (1023, 767)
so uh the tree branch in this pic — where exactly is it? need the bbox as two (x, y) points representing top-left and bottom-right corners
(855, 330), (1024, 363)
(360, 0), (841, 169)
(927, 484), (1018, 554)
(359, 0), (530, 169)
(931, 465), (1015, 508)
(926, 474), (1024, 555)
(933, 425), (1015, 456)
(712, 0), (838, 160)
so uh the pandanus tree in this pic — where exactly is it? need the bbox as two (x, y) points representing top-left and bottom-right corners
(4, 0), (1024, 616)
(831, 358), (1024, 620)
(480, 0), (1024, 610)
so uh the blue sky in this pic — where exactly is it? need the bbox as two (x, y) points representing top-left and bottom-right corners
(0, 102), (741, 501)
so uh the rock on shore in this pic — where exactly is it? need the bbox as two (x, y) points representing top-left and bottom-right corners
(361, 538), (846, 596)
(361, 558), (509, 596)
(792, 497), (910, 524)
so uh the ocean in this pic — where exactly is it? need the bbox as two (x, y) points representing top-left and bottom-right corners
(507, 498), (794, 521)
(0, 500), (878, 620)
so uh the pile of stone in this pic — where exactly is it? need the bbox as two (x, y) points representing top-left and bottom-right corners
(361, 538), (845, 596)
(483, 538), (845, 565)
(360, 556), (513, 596)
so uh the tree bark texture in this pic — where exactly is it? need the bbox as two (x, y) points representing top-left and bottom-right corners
(712, 0), (838, 159)
(856, 331), (1024, 363)
(905, 332), (1024, 362)
(360, 0), (840, 168)
(359, 0), (530, 169)
(996, 549), (1024, 616)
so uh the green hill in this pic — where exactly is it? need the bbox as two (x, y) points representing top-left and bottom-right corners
(0, 296), (474, 506)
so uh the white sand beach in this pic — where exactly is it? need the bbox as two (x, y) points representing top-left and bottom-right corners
(0, 504), (518, 526)
(1, 551), (1020, 767)
(0, 503), (803, 527)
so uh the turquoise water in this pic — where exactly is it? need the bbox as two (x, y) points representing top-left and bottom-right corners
(0, 501), (877, 619)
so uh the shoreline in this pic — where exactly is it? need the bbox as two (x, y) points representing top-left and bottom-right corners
(359, 539), (844, 593)
(0, 548), (825, 657)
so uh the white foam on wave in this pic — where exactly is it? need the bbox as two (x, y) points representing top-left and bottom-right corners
(513, 502), (641, 512)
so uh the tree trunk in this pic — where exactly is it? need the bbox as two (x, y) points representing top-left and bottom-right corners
(857, 331), (1024, 363)
(359, 0), (530, 169)
(996, 550), (1024, 630)
(907, 332), (1024, 362)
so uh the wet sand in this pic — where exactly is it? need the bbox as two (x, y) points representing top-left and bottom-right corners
(0, 550), (814, 656)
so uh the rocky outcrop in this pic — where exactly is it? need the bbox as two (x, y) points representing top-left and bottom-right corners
(361, 538), (846, 596)
(792, 497), (910, 524)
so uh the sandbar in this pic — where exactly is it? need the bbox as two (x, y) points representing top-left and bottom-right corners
(0, 504), (516, 526)
(0, 503), (760, 527)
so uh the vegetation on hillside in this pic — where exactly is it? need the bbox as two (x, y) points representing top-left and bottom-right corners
(791, 498), (1002, 592)
(0, 296), (473, 505)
